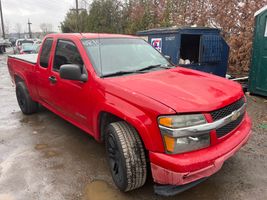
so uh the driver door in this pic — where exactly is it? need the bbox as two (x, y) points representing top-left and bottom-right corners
(48, 39), (92, 127)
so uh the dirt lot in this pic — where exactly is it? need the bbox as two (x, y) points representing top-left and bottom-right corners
(0, 52), (266, 200)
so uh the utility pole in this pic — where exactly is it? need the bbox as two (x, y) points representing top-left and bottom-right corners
(0, 0), (5, 39)
(28, 19), (32, 38)
(76, 0), (79, 32)
(70, 0), (86, 32)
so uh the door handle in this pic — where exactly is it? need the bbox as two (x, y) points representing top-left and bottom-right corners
(48, 76), (57, 84)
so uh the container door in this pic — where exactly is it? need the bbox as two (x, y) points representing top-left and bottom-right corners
(162, 35), (179, 64)
(200, 35), (222, 63)
(254, 14), (267, 93)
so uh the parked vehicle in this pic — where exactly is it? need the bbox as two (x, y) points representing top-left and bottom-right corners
(14, 39), (34, 54)
(7, 33), (252, 196)
(9, 37), (17, 46)
(32, 44), (41, 53)
(0, 38), (12, 53)
(33, 39), (42, 45)
(19, 43), (41, 54)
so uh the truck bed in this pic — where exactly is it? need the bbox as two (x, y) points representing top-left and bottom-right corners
(8, 54), (38, 64)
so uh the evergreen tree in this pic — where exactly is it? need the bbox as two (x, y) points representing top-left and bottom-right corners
(87, 0), (123, 33)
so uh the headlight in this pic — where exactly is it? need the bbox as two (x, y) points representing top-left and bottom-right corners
(158, 114), (210, 154)
(158, 114), (206, 128)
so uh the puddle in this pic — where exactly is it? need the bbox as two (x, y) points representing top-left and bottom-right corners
(83, 180), (127, 200)
(35, 144), (48, 150)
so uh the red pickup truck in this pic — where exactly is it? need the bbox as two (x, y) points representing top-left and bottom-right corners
(7, 33), (252, 196)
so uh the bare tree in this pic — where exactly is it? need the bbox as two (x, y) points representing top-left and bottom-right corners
(40, 23), (53, 34)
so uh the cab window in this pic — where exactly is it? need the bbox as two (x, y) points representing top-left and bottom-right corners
(53, 39), (83, 71)
(40, 38), (53, 68)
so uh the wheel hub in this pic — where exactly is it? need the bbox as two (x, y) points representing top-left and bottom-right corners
(107, 134), (123, 184)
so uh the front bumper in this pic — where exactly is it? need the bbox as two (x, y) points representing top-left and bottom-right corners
(150, 113), (252, 186)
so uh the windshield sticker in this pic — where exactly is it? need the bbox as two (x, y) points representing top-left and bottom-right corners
(151, 38), (162, 52)
(84, 40), (100, 47)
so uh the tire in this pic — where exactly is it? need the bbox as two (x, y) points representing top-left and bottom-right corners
(16, 82), (38, 115)
(105, 121), (147, 192)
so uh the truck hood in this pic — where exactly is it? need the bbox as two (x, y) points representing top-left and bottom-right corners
(105, 67), (244, 113)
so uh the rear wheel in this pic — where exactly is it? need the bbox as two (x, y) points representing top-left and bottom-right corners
(105, 121), (147, 192)
(16, 82), (38, 115)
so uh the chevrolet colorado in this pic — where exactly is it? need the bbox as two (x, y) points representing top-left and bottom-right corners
(7, 33), (252, 196)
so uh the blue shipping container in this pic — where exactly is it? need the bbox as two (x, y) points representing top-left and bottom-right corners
(137, 27), (229, 77)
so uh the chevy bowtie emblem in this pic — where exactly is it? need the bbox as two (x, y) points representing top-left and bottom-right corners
(231, 110), (241, 121)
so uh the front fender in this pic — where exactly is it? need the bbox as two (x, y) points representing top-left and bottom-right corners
(94, 92), (175, 153)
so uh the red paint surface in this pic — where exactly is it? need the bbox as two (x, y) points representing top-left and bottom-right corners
(150, 114), (251, 185)
(7, 33), (252, 185)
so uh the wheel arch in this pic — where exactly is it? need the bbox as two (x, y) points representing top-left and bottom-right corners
(14, 74), (25, 84)
(13, 73), (37, 101)
(98, 111), (121, 142)
(97, 108), (164, 152)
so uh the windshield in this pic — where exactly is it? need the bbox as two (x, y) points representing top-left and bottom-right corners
(17, 40), (34, 46)
(82, 38), (170, 77)
(22, 43), (34, 50)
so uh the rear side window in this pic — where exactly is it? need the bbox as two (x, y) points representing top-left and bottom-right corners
(40, 38), (53, 68)
(53, 39), (83, 71)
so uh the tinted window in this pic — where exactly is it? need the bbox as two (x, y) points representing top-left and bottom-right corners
(40, 39), (53, 68)
(53, 40), (83, 71)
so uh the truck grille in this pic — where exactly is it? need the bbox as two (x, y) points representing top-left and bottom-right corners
(211, 97), (245, 121)
(216, 112), (245, 138)
(210, 97), (245, 138)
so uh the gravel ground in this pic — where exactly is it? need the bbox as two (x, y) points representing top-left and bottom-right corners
(0, 52), (266, 200)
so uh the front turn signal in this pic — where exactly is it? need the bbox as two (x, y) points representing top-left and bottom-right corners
(163, 135), (175, 153)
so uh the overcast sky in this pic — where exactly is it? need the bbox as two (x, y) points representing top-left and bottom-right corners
(2, 0), (75, 33)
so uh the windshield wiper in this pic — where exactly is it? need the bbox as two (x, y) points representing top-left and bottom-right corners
(101, 64), (174, 78)
(136, 64), (173, 72)
(101, 70), (145, 78)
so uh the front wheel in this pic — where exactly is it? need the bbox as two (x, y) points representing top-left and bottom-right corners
(16, 82), (38, 115)
(105, 121), (147, 192)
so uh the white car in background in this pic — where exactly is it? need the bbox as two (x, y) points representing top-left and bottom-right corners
(14, 39), (34, 54)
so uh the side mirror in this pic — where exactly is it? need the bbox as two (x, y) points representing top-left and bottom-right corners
(164, 55), (171, 62)
(59, 64), (88, 82)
